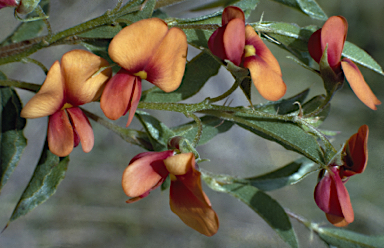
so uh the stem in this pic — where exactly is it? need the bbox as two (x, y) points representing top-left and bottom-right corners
(0, 80), (40, 92)
(208, 78), (240, 103)
(21, 57), (48, 74)
(187, 113), (203, 147)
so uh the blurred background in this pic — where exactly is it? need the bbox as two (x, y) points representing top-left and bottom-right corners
(0, 0), (383, 247)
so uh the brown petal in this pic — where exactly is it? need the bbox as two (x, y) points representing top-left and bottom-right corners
(47, 110), (74, 157)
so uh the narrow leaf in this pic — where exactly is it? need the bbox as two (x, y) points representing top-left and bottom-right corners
(311, 225), (384, 248)
(0, 85), (27, 191)
(269, 0), (327, 20)
(9, 141), (69, 223)
(142, 51), (221, 102)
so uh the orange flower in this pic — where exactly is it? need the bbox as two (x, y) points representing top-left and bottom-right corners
(122, 151), (219, 236)
(20, 50), (112, 157)
(100, 18), (188, 126)
(308, 16), (381, 110)
(314, 125), (369, 227)
(208, 6), (286, 101)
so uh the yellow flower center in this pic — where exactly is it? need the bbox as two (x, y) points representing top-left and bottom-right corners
(244, 45), (256, 58)
(61, 103), (73, 110)
(170, 174), (177, 181)
(134, 70), (147, 80)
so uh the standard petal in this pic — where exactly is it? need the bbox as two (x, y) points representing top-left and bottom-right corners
(223, 18), (245, 66)
(125, 78), (141, 127)
(341, 125), (369, 177)
(308, 29), (322, 63)
(21, 61), (65, 118)
(245, 25), (282, 76)
(108, 18), (168, 73)
(163, 153), (194, 176)
(243, 56), (286, 101)
(66, 107), (94, 153)
(61, 49), (112, 105)
(122, 151), (173, 198)
(221, 6), (245, 25)
(145, 27), (188, 92)
(341, 58), (381, 110)
(169, 173), (219, 236)
(321, 16), (348, 69)
(100, 69), (136, 120)
(47, 110), (74, 157)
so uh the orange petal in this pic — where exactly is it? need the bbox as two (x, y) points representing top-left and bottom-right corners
(108, 18), (169, 73)
(66, 107), (94, 153)
(145, 27), (188, 92)
(341, 125), (369, 177)
(321, 16), (348, 69)
(100, 69), (137, 120)
(245, 25), (282, 76)
(341, 58), (381, 110)
(61, 50), (112, 105)
(21, 61), (65, 118)
(122, 151), (173, 198)
(163, 153), (194, 176)
(326, 213), (350, 227)
(169, 169), (219, 236)
(222, 6), (245, 25)
(47, 110), (74, 157)
(222, 18), (245, 66)
(243, 56), (286, 101)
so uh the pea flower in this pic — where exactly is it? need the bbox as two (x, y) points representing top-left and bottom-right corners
(314, 125), (368, 227)
(100, 18), (188, 126)
(122, 151), (219, 236)
(308, 16), (381, 110)
(208, 6), (286, 101)
(20, 50), (112, 157)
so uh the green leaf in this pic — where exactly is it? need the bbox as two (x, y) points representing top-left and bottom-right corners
(311, 225), (384, 248)
(135, 111), (175, 151)
(78, 25), (122, 39)
(206, 179), (298, 248)
(246, 157), (317, 191)
(9, 141), (69, 223)
(120, 0), (157, 22)
(0, 0), (50, 46)
(0, 84), (27, 191)
(269, 0), (327, 20)
(342, 41), (384, 76)
(171, 116), (234, 146)
(80, 38), (114, 65)
(142, 51), (221, 102)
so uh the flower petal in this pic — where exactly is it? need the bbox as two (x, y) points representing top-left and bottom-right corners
(66, 107), (94, 153)
(208, 27), (227, 61)
(163, 152), (194, 176)
(20, 61), (64, 118)
(321, 16), (348, 69)
(122, 150), (173, 198)
(308, 29), (322, 63)
(47, 110), (74, 157)
(245, 25), (282, 76)
(341, 125), (369, 177)
(243, 55), (286, 101)
(125, 78), (141, 127)
(221, 6), (245, 25)
(341, 58), (381, 110)
(222, 18), (245, 66)
(100, 69), (137, 120)
(145, 27), (188, 92)
(61, 50), (112, 106)
(108, 18), (168, 73)
(169, 161), (219, 236)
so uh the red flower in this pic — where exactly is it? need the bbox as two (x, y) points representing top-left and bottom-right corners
(20, 50), (112, 157)
(100, 18), (188, 126)
(122, 151), (219, 236)
(208, 6), (286, 101)
(308, 16), (381, 110)
(314, 125), (369, 226)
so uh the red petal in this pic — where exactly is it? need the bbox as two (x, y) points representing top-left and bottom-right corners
(66, 107), (94, 153)
(321, 16), (348, 69)
(208, 27), (227, 61)
(341, 58), (381, 110)
(47, 110), (74, 157)
(222, 18), (245, 66)
(100, 69), (137, 120)
(341, 125), (369, 177)
(222, 6), (245, 25)
(122, 151), (173, 198)
(308, 29), (322, 63)
(126, 78), (141, 127)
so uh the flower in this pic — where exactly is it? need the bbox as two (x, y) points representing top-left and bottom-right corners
(20, 49), (112, 157)
(100, 18), (188, 126)
(0, 0), (41, 14)
(122, 151), (219, 236)
(208, 6), (286, 101)
(308, 16), (381, 110)
(314, 125), (369, 227)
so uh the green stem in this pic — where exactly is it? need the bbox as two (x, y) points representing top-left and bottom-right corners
(208, 78), (240, 103)
(0, 80), (40, 92)
(187, 113), (203, 147)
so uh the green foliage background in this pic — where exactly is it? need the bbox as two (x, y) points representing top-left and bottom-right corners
(0, 0), (383, 247)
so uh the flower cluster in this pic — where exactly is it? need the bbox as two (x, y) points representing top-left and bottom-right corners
(314, 125), (368, 226)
